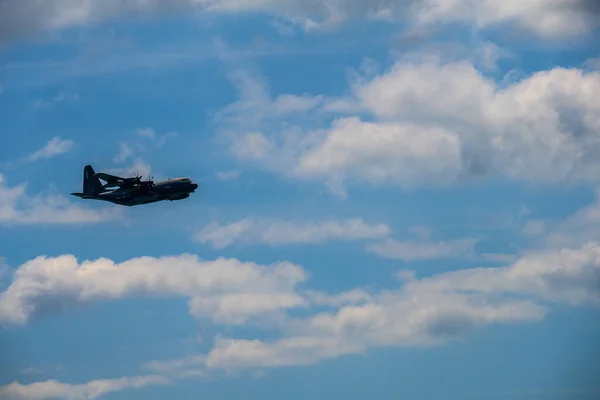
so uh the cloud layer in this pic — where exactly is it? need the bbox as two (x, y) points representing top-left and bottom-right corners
(216, 56), (600, 195)
(2, 1), (599, 399)
(0, 375), (170, 400)
(366, 237), (477, 261)
(2, 241), (600, 397)
(195, 217), (390, 248)
(2, 0), (599, 44)
(0, 254), (306, 326)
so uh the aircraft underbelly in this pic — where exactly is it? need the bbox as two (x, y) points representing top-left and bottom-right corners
(131, 194), (160, 204)
(100, 192), (159, 205)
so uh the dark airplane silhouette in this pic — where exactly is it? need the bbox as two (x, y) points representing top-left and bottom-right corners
(71, 165), (198, 206)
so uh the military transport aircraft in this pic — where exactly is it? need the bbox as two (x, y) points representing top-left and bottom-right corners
(71, 165), (198, 206)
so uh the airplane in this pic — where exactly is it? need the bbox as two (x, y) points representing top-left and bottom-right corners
(71, 165), (198, 206)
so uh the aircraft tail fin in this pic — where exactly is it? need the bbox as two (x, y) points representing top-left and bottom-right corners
(83, 165), (103, 195)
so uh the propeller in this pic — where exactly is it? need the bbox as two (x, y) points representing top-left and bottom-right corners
(146, 175), (155, 187)
(131, 169), (154, 188)
(132, 169), (143, 183)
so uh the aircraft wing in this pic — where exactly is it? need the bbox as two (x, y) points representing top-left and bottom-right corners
(95, 172), (125, 184)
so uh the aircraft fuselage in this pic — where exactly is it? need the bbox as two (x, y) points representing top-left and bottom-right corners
(93, 178), (197, 206)
(71, 166), (198, 207)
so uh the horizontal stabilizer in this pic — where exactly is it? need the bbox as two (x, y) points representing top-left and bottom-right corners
(71, 192), (97, 199)
(94, 172), (125, 183)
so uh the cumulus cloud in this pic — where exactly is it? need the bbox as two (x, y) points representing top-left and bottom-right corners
(321, 62), (600, 186)
(0, 174), (114, 225)
(414, 0), (600, 39)
(217, 56), (600, 194)
(3, 241), (600, 396)
(194, 217), (391, 248)
(25, 137), (74, 162)
(179, 242), (600, 370)
(294, 118), (463, 190)
(204, 295), (543, 370)
(403, 243), (600, 307)
(1, 0), (598, 44)
(0, 253), (307, 326)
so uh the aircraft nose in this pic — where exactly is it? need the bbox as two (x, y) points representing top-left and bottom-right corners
(191, 183), (198, 191)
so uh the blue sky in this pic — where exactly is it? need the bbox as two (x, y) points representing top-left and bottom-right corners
(1, 1), (600, 399)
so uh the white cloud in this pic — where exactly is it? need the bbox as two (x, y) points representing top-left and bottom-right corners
(204, 335), (368, 369)
(137, 128), (156, 140)
(218, 57), (600, 194)
(414, 0), (600, 39)
(366, 238), (477, 261)
(480, 253), (519, 264)
(25, 137), (74, 162)
(200, 242), (600, 370)
(305, 289), (373, 308)
(0, 253), (307, 326)
(326, 59), (600, 185)
(391, 27), (513, 73)
(523, 188), (600, 248)
(409, 225), (432, 239)
(230, 132), (275, 161)
(135, 127), (176, 147)
(213, 65), (324, 131)
(111, 128), (176, 170)
(4, 241), (600, 394)
(294, 117), (463, 190)
(1, 0), (598, 44)
(194, 217), (391, 248)
(204, 295), (543, 369)
(271, 94), (324, 115)
(103, 158), (153, 181)
(403, 243), (600, 307)
(0, 375), (170, 400)
(0, 174), (115, 225)
(113, 143), (133, 163)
